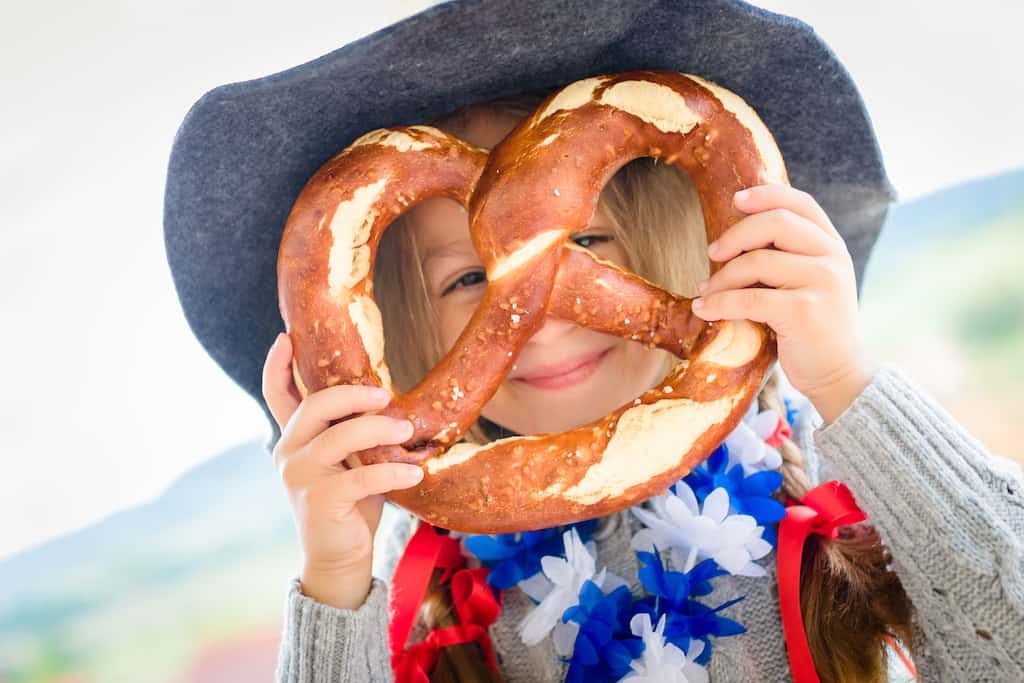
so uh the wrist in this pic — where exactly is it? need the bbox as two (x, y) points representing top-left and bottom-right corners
(300, 560), (373, 610)
(807, 361), (877, 426)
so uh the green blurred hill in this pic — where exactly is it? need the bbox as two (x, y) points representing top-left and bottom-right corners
(861, 168), (1024, 462)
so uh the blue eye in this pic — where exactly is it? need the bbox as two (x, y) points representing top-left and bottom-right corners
(573, 234), (611, 249)
(440, 235), (610, 296)
(443, 270), (486, 295)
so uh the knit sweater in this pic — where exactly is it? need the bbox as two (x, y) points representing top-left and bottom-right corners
(273, 364), (1024, 682)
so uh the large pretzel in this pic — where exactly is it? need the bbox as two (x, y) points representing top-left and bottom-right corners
(278, 71), (785, 532)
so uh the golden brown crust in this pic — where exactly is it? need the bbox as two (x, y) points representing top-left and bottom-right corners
(277, 71), (786, 532)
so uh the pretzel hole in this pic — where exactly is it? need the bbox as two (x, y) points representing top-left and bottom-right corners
(372, 157), (709, 451)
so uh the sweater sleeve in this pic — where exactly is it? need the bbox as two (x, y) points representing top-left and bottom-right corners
(274, 576), (393, 683)
(811, 363), (1024, 681)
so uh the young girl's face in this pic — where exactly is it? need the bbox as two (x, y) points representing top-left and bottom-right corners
(409, 108), (669, 436)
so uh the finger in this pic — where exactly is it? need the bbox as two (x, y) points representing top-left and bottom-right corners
(310, 415), (414, 469)
(286, 464), (421, 522)
(699, 249), (829, 296)
(279, 446), (422, 499)
(692, 286), (805, 337)
(329, 461), (425, 503)
(709, 208), (833, 263)
(262, 333), (301, 433)
(280, 383), (393, 455)
(732, 183), (840, 240)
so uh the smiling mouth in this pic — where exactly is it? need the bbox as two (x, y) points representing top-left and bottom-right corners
(512, 347), (612, 390)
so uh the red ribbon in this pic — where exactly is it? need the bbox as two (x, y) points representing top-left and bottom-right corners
(765, 414), (792, 448)
(388, 523), (464, 662)
(389, 523), (502, 682)
(777, 480), (867, 683)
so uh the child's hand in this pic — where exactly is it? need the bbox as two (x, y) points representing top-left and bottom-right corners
(690, 183), (877, 424)
(262, 332), (423, 609)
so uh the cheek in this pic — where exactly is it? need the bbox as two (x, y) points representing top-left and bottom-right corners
(436, 297), (481, 351)
(595, 241), (631, 270)
(617, 337), (672, 386)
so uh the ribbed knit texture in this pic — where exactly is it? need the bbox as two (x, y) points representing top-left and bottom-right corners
(275, 577), (392, 681)
(273, 364), (1024, 681)
(813, 364), (1024, 681)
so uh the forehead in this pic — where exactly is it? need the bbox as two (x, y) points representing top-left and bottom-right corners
(409, 197), (475, 263)
(448, 106), (522, 150)
(410, 188), (617, 266)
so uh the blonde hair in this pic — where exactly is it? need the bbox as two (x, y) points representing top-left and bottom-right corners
(375, 89), (707, 443)
(373, 89), (913, 683)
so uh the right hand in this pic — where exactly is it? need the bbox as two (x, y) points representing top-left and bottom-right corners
(262, 332), (424, 609)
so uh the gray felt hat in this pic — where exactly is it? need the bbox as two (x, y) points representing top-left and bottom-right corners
(163, 0), (896, 451)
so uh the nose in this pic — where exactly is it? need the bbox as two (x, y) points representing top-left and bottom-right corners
(527, 314), (576, 346)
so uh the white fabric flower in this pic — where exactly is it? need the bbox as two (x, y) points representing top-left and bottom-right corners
(515, 537), (600, 603)
(517, 571), (555, 603)
(621, 613), (708, 683)
(518, 527), (626, 651)
(631, 484), (772, 577)
(730, 376), (813, 474)
(726, 415), (782, 474)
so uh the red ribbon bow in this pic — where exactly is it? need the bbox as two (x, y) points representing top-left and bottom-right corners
(389, 523), (503, 682)
(778, 480), (917, 681)
(777, 480), (867, 683)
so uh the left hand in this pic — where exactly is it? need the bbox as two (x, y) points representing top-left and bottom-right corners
(691, 183), (877, 424)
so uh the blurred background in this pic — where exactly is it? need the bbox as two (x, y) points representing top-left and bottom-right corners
(1, 1), (1021, 681)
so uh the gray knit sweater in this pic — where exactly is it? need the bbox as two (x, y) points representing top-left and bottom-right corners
(273, 365), (1024, 681)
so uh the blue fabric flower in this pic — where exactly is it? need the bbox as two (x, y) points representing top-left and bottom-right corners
(630, 595), (746, 666)
(637, 548), (724, 606)
(562, 580), (643, 683)
(463, 519), (598, 589)
(685, 445), (786, 527)
(632, 548), (745, 665)
(680, 597), (748, 665)
(783, 396), (799, 427)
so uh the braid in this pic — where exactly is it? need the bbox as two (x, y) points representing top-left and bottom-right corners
(759, 367), (915, 682)
(418, 569), (499, 683)
(759, 370), (815, 498)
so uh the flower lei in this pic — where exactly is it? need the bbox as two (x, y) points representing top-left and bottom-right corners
(453, 391), (807, 683)
(389, 386), (918, 682)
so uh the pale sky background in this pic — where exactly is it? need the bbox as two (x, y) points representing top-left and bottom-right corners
(2, 0), (1022, 562)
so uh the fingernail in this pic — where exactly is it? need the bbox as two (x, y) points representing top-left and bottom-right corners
(707, 240), (719, 256)
(735, 189), (751, 203)
(396, 419), (414, 436)
(400, 465), (424, 484)
(697, 279), (708, 294)
(692, 297), (705, 309)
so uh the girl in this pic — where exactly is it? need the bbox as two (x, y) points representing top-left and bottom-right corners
(264, 91), (1024, 682)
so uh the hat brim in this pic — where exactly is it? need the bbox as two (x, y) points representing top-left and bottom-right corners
(163, 0), (895, 448)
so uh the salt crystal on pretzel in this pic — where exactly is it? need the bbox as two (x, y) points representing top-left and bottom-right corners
(277, 70), (785, 532)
